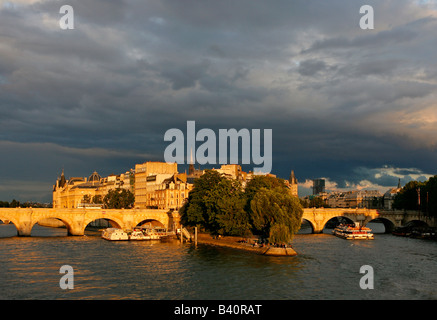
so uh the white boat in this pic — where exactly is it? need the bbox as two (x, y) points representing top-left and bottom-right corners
(102, 227), (167, 241)
(333, 223), (374, 240)
(129, 228), (161, 240)
(101, 228), (129, 241)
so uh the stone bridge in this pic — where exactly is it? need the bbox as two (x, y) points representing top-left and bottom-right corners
(303, 208), (437, 233)
(0, 207), (435, 236)
(0, 208), (181, 236)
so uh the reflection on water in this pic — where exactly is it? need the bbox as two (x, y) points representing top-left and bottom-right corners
(299, 220), (386, 234)
(0, 223), (436, 299)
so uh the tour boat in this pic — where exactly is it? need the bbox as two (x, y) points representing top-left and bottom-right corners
(332, 223), (374, 240)
(101, 227), (163, 241)
(101, 228), (129, 241)
(129, 228), (162, 240)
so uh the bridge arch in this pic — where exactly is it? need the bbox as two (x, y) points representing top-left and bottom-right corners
(0, 215), (19, 236)
(32, 216), (74, 236)
(83, 216), (124, 232)
(368, 217), (395, 233)
(299, 219), (315, 234)
(404, 220), (429, 228)
(0, 215), (19, 229)
(135, 219), (166, 229)
(132, 213), (170, 231)
(322, 216), (355, 233)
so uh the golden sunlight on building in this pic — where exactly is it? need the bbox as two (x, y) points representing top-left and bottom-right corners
(134, 161), (179, 209)
(53, 170), (133, 209)
(53, 161), (299, 210)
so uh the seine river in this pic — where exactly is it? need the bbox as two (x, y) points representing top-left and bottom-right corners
(0, 223), (436, 300)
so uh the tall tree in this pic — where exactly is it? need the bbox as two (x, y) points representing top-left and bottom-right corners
(180, 170), (250, 236)
(421, 175), (437, 217)
(250, 187), (303, 244)
(244, 175), (288, 208)
(103, 188), (135, 209)
(393, 180), (425, 211)
(92, 195), (103, 204)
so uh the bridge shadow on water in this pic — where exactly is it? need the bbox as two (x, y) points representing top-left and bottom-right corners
(0, 223), (104, 238)
(298, 218), (388, 234)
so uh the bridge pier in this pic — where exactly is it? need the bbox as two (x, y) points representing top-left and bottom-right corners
(17, 222), (32, 237)
(312, 224), (325, 234)
(67, 221), (85, 236)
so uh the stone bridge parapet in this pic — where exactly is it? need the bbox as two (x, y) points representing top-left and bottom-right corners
(302, 208), (436, 233)
(0, 208), (181, 236)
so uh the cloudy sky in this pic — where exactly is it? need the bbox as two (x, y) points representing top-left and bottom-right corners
(1, 0), (437, 201)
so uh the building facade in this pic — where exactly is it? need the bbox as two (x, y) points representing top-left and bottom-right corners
(325, 190), (384, 209)
(152, 173), (194, 210)
(54, 161), (300, 210)
(134, 162), (179, 209)
(286, 170), (299, 197)
(53, 170), (133, 209)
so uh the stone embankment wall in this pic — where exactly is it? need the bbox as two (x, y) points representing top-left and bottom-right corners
(196, 234), (297, 256)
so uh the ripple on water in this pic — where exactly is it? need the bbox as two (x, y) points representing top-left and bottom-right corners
(1, 226), (437, 299)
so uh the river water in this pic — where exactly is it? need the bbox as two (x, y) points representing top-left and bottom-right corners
(0, 223), (436, 300)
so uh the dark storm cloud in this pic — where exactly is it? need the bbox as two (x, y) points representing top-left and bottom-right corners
(297, 59), (328, 77)
(0, 0), (437, 201)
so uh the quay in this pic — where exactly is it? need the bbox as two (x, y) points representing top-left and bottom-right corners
(195, 234), (298, 256)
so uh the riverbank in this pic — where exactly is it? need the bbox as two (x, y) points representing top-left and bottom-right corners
(195, 233), (297, 256)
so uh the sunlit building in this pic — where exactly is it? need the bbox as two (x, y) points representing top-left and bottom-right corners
(286, 170), (299, 197)
(52, 170), (133, 208)
(134, 161), (179, 209)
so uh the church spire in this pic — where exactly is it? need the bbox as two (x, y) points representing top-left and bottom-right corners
(189, 148), (195, 175)
(59, 168), (66, 188)
(289, 170), (297, 184)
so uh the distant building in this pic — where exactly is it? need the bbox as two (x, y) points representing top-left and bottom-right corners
(213, 164), (247, 182)
(383, 179), (402, 210)
(286, 170), (298, 197)
(312, 179), (325, 195)
(187, 148), (203, 179)
(325, 190), (383, 208)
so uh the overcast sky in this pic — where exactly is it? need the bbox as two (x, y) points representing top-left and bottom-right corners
(1, 0), (437, 201)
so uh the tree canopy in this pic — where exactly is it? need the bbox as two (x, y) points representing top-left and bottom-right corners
(250, 187), (303, 243)
(180, 171), (303, 243)
(103, 188), (135, 209)
(180, 170), (250, 236)
(393, 176), (437, 217)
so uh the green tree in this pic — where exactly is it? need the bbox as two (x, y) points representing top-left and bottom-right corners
(421, 175), (437, 217)
(250, 187), (303, 244)
(0, 201), (9, 208)
(10, 199), (20, 208)
(103, 188), (135, 209)
(81, 194), (91, 204)
(244, 175), (290, 225)
(244, 175), (288, 204)
(92, 195), (103, 204)
(308, 196), (327, 208)
(180, 170), (250, 236)
(393, 180), (425, 211)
